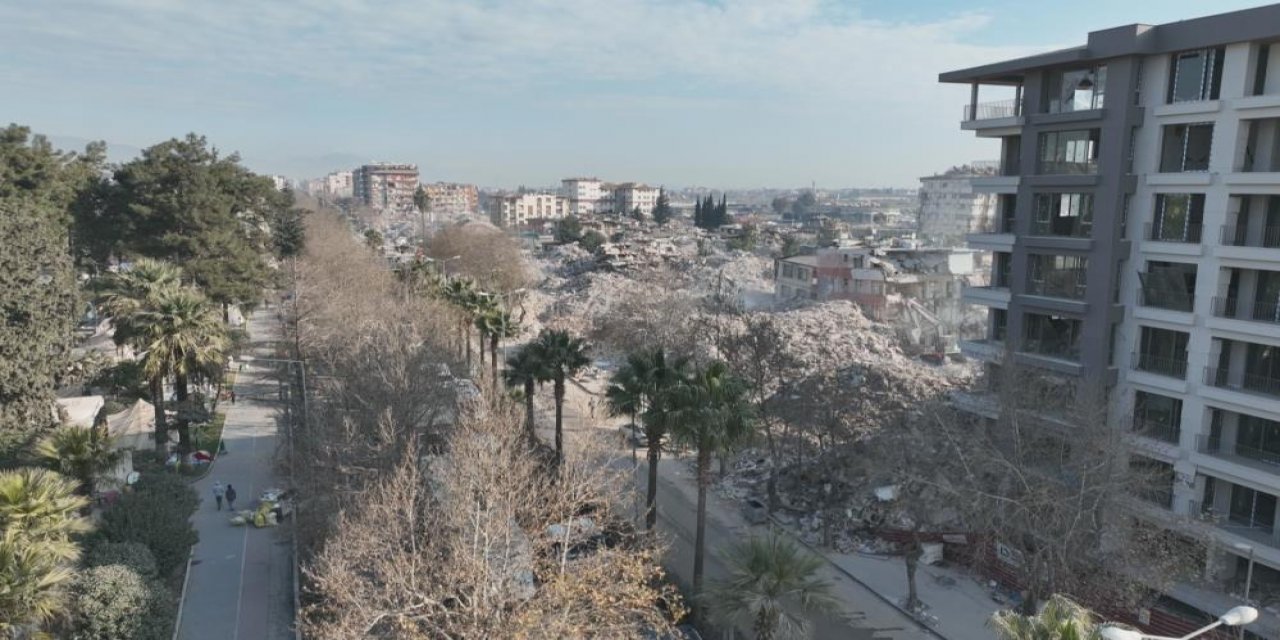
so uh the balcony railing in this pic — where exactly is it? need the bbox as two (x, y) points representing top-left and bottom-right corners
(1031, 219), (1092, 238)
(1187, 500), (1276, 538)
(1139, 282), (1195, 312)
(1134, 352), (1189, 379)
(972, 217), (1016, 234)
(1133, 417), (1181, 444)
(1205, 366), (1280, 398)
(1027, 271), (1088, 300)
(963, 98), (1022, 121)
(1221, 225), (1280, 249)
(1198, 435), (1280, 467)
(1038, 160), (1099, 175)
(1022, 339), (1080, 361)
(1211, 297), (1280, 323)
(1146, 222), (1203, 243)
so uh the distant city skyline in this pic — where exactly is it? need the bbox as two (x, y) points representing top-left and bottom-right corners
(3, 1), (1270, 187)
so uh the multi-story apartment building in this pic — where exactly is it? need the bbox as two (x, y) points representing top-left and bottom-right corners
(325, 170), (353, 199)
(488, 193), (570, 228)
(612, 182), (660, 217)
(561, 177), (610, 216)
(945, 6), (1280, 634)
(353, 163), (419, 212)
(419, 182), (479, 216)
(918, 164), (999, 247)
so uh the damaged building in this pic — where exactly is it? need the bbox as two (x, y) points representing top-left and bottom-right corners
(773, 240), (985, 349)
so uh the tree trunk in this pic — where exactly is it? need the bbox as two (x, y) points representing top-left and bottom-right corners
(464, 323), (473, 370)
(524, 379), (537, 443)
(764, 417), (781, 513)
(755, 609), (776, 640)
(693, 446), (711, 610)
(905, 536), (922, 612)
(151, 376), (168, 454)
(175, 371), (192, 455)
(490, 335), (499, 393)
(645, 440), (661, 530)
(478, 331), (486, 366)
(553, 377), (565, 466)
(222, 301), (230, 324)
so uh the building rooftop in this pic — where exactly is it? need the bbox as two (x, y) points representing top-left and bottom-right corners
(941, 4), (1280, 84)
(779, 254), (820, 267)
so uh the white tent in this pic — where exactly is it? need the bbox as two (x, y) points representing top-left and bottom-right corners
(106, 399), (155, 451)
(55, 395), (105, 428)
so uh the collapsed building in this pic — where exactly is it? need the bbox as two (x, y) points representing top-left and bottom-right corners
(773, 240), (987, 352)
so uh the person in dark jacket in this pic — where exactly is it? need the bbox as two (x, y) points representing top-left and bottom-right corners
(225, 484), (238, 510)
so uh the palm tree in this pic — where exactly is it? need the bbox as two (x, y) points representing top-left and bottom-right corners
(483, 308), (520, 390)
(0, 468), (90, 562)
(504, 344), (547, 444)
(0, 531), (79, 638)
(34, 426), (121, 497)
(532, 329), (590, 466)
(704, 533), (838, 640)
(667, 360), (753, 603)
(468, 291), (498, 370)
(989, 594), (1103, 640)
(97, 258), (183, 348)
(135, 285), (228, 455)
(607, 348), (690, 531)
(441, 278), (475, 361)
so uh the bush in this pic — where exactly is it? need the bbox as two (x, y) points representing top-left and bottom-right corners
(97, 474), (198, 575)
(85, 542), (158, 578)
(69, 564), (174, 640)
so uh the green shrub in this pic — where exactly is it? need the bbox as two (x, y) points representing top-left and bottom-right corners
(69, 564), (173, 640)
(84, 542), (157, 578)
(97, 475), (197, 575)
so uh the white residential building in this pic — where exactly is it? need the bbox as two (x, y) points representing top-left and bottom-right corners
(325, 171), (353, 199)
(560, 177), (610, 216)
(613, 183), (660, 217)
(917, 165), (999, 246)
(489, 193), (570, 228)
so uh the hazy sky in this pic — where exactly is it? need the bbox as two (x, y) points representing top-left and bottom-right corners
(1, 1), (1269, 187)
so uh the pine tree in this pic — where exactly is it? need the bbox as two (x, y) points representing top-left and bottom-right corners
(0, 126), (100, 461)
(652, 189), (672, 226)
(694, 198), (703, 229)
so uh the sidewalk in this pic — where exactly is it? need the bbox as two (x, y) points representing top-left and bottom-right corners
(177, 311), (294, 640)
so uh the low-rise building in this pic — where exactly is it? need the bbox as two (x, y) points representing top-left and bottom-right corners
(612, 183), (660, 217)
(324, 170), (353, 199)
(489, 193), (570, 228)
(561, 177), (609, 216)
(917, 164), (998, 247)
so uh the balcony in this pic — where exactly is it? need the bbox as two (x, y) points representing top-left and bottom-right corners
(1145, 222), (1203, 244)
(1138, 280), (1195, 312)
(1031, 218), (1092, 239)
(962, 98), (1022, 121)
(1038, 160), (1098, 175)
(967, 218), (1016, 251)
(1205, 367), (1280, 399)
(1027, 271), (1087, 300)
(1133, 417), (1181, 445)
(1134, 352), (1189, 379)
(1210, 297), (1280, 324)
(961, 286), (1011, 309)
(1198, 435), (1280, 470)
(1188, 500), (1278, 547)
(959, 339), (1004, 363)
(1221, 225), (1280, 249)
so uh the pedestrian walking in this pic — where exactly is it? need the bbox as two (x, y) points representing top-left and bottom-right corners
(211, 481), (226, 511)
(230, 390), (236, 404)
(225, 484), (238, 511)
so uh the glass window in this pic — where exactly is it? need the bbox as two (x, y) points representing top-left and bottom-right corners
(1028, 254), (1087, 299)
(1039, 129), (1100, 174)
(1032, 193), (1093, 237)
(1151, 194), (1205, 242)
(1023, 313), (1083, 360)
(1134, 391), (1182, 444)
(1168, 47), (1224, 103)
(1159, 124), (1213, 172)
(1044, 65), (1107, 113)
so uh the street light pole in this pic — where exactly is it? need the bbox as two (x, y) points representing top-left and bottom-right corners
(1099, 605), (1258, 640)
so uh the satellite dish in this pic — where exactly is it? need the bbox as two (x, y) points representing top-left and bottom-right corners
(126, 471), (140, 486)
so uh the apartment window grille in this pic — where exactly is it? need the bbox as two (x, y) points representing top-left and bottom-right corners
(1028, 254), (1087, 300)
(1168, 47), (1224, 103)
(1032, 193), (1093, 237)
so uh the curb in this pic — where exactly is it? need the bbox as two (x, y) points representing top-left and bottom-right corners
(172, 551), (196, 640)
(770, 516), (950, 640)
